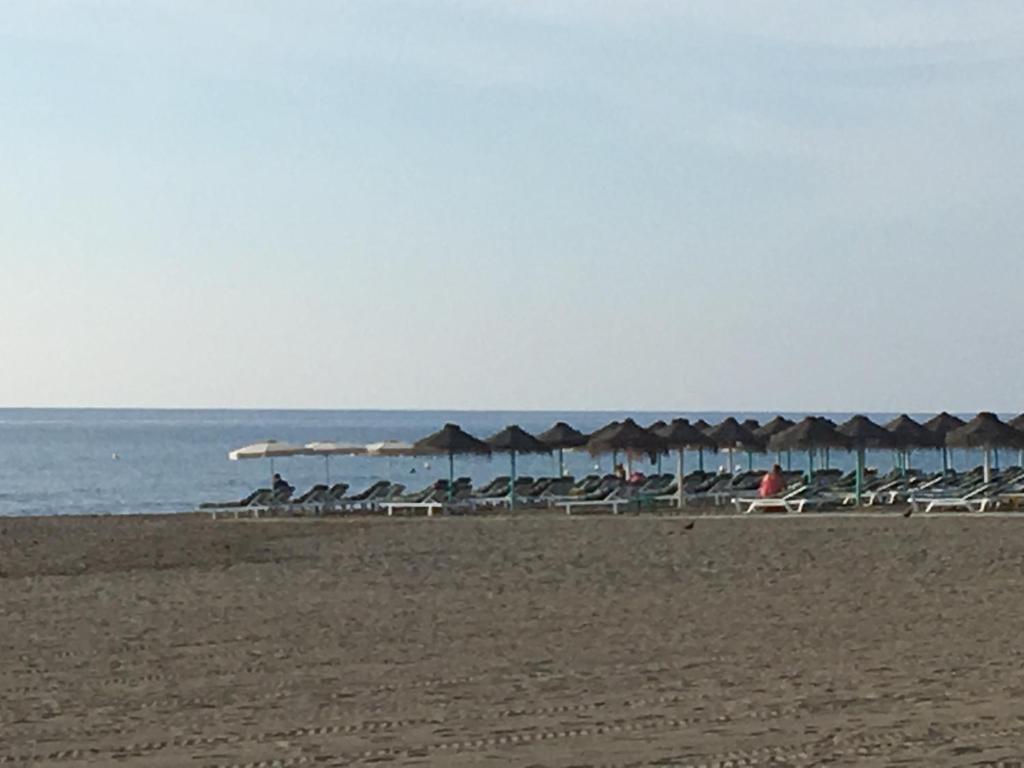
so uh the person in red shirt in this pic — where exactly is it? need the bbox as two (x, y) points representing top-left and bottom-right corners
(758, 464), (787, 498)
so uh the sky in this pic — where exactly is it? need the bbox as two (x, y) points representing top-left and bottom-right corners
(2, 1), (1024, 412)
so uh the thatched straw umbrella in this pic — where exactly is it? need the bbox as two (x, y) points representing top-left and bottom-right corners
(754, 416), (796, 468)
(885, 414), (938, 475)
(413, 423), (491, 501)
(946, 412), (1024, 483)
(487, 426), (550, 510)
(648, 420), (668, 473)
(768, 417), (850, 483)
(654, 418), (717, 508)
(837, 415), (896, 504)
(537, 421), (587, 478)
(1007, 414), (1024, 467)
(923, 412), (966, 473)
(705, 418), (764, 474)
(586, 418), (668, 476)
(740, 419), (763, 470)
(692, 419), (713, 471)
(588, 419), (622, 469)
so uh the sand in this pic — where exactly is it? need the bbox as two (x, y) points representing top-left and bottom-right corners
(3, 511), (1024, 767)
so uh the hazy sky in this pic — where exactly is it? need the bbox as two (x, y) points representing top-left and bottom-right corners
(4, 1), (1024, 411)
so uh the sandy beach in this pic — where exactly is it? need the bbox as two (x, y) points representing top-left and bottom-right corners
(3, 512), (1024, 767)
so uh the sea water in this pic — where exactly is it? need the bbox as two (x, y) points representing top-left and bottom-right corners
(0, 409), (1003, 517)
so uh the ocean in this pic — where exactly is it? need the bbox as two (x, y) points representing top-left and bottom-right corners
(0, 409), (1006, 517)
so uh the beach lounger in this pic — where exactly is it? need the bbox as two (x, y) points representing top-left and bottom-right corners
(913, 471), (1024, 513)
(199, 487), (271, 514)
(916, 483), (1000, 513)
(734, 485), (811, 514)
(558, 479), (630, 515)
(382, 500), (444, 516)
(245, 487), (295, 518)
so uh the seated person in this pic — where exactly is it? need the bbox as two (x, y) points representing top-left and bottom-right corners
(272, 473), (293, 492)
(758, 464), (787, 498)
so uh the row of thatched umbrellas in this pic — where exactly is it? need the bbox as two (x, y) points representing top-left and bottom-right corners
(409, 412), (1024, 507)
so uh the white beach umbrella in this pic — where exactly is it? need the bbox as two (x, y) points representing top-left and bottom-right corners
(229, 440), (310, 488)
(366, 441), (419, 456)
(305, 441), (367, 484)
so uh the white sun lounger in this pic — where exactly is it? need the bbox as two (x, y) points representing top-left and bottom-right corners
(559, 497), (630, 515)
(734, 485), (810, 515)
(382, 501), (444, 517)
(916, 484), (999, 514)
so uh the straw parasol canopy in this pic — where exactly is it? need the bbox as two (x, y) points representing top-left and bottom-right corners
(768, 417), (850, 452)
(1009, 413), (1024, 432)
(741, 418), (761, 433)
(837, 415), (894, 504)
(946, 412), (1024, 483)
(769, 417), (850, 482)
(923, 412), (966, 473)
(537, 421), (587, 477)
(655, 418), (717, 450)
(705, 418), (765, 451)
(655, 419), (717, 507)
(946, 412), (1024, 449)
(586, 418), (668, 456)
(705, 418), (764, 473)
(689, 419), (715, 471)
(837, 415), (896, 449)
(923, 412), (966, 439)
(487, 425), (549, 454)
(486, 426), (549, 509)
(413, 423), (491, 499)
(754, 416), (795, 442)
(538, 422), (588, 449)
(885, 414), (939, 449)
(414, 423), (491, 455)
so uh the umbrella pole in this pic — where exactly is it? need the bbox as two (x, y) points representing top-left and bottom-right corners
(657, 453), (663, 474)
(698, 448), (704, 472)
(855, 447), (864, 506)
(807, 449), (814, 484)
(324, 456), (330, 485)
(558, 448), (565, 477)
(786, 449), (792, 471)
(676, 448), (685, 508)
(728, 448), (735, 474)
(825, 446), (830, 469)
(994, 448), (1001, 472)
(983, 447), (992, 484)
(448, 452), (454, 502)
(270, 457), (275, 490)
(942, 446), (949, 474)
(509, 451), (516, 511)
(747, 451), (753, 471)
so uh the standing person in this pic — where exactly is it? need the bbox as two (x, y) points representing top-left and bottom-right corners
(758, 464), (786, 498)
